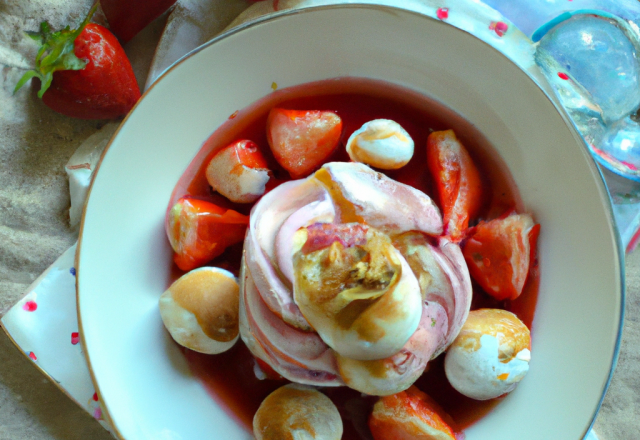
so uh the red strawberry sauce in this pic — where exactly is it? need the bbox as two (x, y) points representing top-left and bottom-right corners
(170, 77), (540, 437)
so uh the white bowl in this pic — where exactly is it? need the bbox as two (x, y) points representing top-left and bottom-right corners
(77, 5), (623, 440)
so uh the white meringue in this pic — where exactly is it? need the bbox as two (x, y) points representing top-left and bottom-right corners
(346, 119), (414, 169)
(444, 309), (531, 400)
(159, 267), (239, 354)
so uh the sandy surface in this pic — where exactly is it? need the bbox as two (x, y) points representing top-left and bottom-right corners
(0, 2), (639, 439)
(0, 50), (114, 440)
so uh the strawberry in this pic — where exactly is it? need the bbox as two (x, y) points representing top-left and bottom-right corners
(369, 386), (457, 440)
(14, 4), (140, 120)
(427, 130), (484, 241)
(167, 197), (249, 271)
(205, 140), (271, 203)
(462, 213), (540, 301)
(266, 108), (342, 179)
(100, 0), (177, 43)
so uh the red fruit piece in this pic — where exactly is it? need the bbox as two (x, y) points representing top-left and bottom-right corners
(369, 386), (457, 440)
(267, 108), (342, 178)
(14, 4), (140, 119)
(167, 197), (249, 271)
(206, 140), (270, 203)
(462, 213), (540, 301)
(427, 130), (483, 241)
(100, 0), (177, 43)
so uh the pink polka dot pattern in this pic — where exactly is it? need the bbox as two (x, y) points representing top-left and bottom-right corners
(490, 21), (508, 37)
(28, 352), (37, 361)
(22, 300), (37, 312)
(71, 332), (80, 345)
(437, 7), (449, 20)
(558, 72), (569, 80)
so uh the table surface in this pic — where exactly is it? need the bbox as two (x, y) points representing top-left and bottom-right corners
(1, 5), (639, 440)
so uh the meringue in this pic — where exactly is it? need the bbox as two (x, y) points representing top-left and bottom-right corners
(346, 119), (414, 169)
(159, 267), (240, 354)
(253, 384), (343, 440)
(444, 309), (531, 400)
(240, 162), (472, 394)
(293, 227), (422, 361)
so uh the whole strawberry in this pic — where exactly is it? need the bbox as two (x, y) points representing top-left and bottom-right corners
(14, 4), (140, 120)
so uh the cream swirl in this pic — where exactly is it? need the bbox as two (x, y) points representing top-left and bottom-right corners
(240, 162), (472, 394)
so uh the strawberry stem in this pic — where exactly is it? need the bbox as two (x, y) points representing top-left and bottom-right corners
(14, 3), (98, 98)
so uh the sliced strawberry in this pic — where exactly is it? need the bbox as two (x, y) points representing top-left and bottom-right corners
(369, 386), (457, 440)
(266, 108), (342, 178)
(205, 140), (270, 203)
(167, 197), (249, 271)
(427, 130), (483, 241)
(462, 213), (540, 301)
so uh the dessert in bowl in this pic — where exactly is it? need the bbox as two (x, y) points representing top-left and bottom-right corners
(76, 5), (623, 440)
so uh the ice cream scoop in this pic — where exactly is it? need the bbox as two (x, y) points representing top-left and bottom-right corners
(159, 267), (239, 354)
(346, 119), (414, 169)
(444, 308), (531, 400)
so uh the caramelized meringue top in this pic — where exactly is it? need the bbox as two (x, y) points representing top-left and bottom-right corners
(253, 384), (342, 440)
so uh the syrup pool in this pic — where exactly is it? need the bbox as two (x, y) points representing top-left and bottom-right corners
(168, 77), (539, 437)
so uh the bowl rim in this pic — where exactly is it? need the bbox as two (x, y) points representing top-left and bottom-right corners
(75, 4), (626, 439)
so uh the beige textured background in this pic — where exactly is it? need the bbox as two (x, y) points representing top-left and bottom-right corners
(0, 2), (639, 439)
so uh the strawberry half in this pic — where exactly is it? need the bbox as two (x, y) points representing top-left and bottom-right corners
(369, 386), (457, 440)
(462, 213), (540, 301)
(427, 130), (484, 241)
(205, 140), (271, 203)
(167, 197), (249, 271)
(266, 108), (342, 179)
(14, 4), (140, 120)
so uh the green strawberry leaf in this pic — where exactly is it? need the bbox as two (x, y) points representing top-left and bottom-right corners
(25, 30), (43, 43)
(40, 21), (52, 40)
(14, 3), (97, 97)
(13, 70), (39, 94)
(38, 72), (54, 99)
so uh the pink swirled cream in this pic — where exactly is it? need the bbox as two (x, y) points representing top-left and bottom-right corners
(240, 161), (473, 396)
